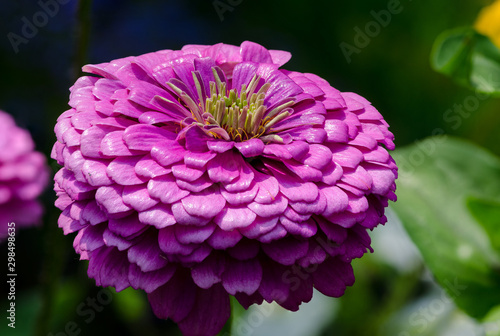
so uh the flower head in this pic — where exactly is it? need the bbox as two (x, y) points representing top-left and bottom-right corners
(52, 41), (397, 336)
(475, 0), (500, 48)
(0, 110), (49, 240)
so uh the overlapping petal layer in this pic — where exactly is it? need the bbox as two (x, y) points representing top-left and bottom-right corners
(52, 41), (397, 336)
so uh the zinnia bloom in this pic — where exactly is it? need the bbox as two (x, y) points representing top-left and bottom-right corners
(52, 41), (397, 336)
(0, 110), (49, 241)
(475, 0), (500, 48)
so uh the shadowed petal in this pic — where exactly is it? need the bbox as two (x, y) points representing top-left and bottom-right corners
(128, 263), (176, 293)
(222, 258), (262, 295)
(178, 284), (230, 336)
(148, 270), (197, 322)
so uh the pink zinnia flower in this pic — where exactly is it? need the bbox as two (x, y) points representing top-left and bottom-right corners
(52, 42), (397, 336)
(0, 110), (49, 240)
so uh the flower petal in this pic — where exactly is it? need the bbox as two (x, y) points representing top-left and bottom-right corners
(222, 258), (262, 295)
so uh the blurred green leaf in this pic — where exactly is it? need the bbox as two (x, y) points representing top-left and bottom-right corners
(431, 27), (500, 95)
(468, 197), (500, 254)
(111, 287), (147, 321)
(481, 305), (500, 336)
(392, 136), (500, 319)
(0, 290), (41, 336)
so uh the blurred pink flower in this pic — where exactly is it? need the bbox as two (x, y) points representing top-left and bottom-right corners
(0, 110), (50, 240)
(52, 41), (397, 336)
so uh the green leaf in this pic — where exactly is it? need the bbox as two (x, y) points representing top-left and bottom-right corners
(391, 136), (500, 319)
(468, 197), (500, 254)
(111, 287), (147, 321)
(481, 305), (500, 336)
(431, 27), (500, 95)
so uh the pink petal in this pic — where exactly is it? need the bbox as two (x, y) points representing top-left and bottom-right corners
(208, 227), (242, 249)
(158, 226), (197, 256)
(138, 203), (176, 229)
(227, 239), (260, 260)
(340, 165), (373, 191)
(151, 140), (185, 166)
(289, 192), (327, 215)
(127, 230), (168, 272)
(123, 124), (176, 151)
(148, 272), (196, 322)
(135, 154), (171, 178)
(207, 140), (235, 153)
(128, 263), (176, 293)
(108, 214), (147, 238)
(81, 200), (107, 225)
(239, 216), (278, 239)
(172, 163), (205, 182)
(107, 156), (148, 185)
(82, 159), (113, 186)
(253, 173), (279, 204)
(101, 131), (144, 156)
(273, 169), (319, 203)
(241, 41), (273, 63)
(176, 174), (214, 193)
(122, 184), (159, 211)
(222, 258), (262, 295)
(184, 151), (217, 169)
(329, 144), (364, 169)
(248, 194), (288, 217)
(325, 120), (349, 143)
(279, 217), (317, 237)
(177, 285), (230, 336)
(214, 206), (257, 230)
(262, 236), (309, 265)
(321, 161), (343, 185)
(222, 160), (254, 192)
(258, 260), (290, 304)
(320, 186), (349, 216)
(301, 144), (332, 170)
(312, 257), (354, 297)
(221, 182), (258, 205)
(234, 138), (264, 157)
(95, 185), (132, 214)
(87, 247), (130, 292)
(147, 174), (190, 204)
(207, 151), (240, 183)
(77, 224), (106, 252)
(171, 202), (211, 226)
(175, 222), (216, 244)
(181, 186), (226, 218)
(191, 253), (225, 289)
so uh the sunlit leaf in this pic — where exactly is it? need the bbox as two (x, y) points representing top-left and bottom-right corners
(431, 27), (500, 95)
(467, 197), (500, 254)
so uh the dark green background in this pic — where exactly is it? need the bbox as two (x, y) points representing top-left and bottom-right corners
(1, 1), (499, 335)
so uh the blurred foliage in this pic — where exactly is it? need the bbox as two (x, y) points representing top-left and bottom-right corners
(391, 137), (500, 319)
(2, 0), (500, 335)
(431, 27), (500, 95)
